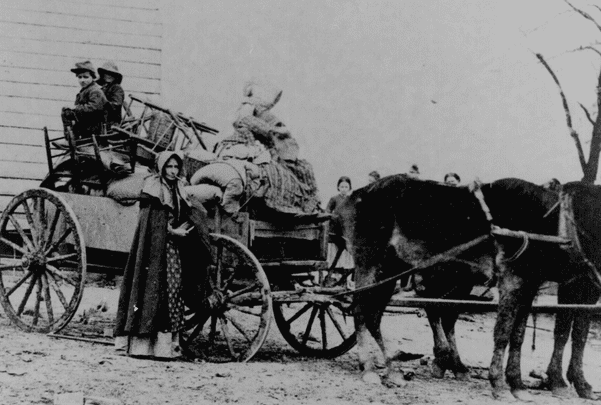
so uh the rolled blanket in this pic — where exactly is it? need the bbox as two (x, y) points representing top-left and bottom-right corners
(185, 184), (223, 211)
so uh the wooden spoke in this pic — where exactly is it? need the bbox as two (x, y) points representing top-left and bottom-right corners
(208, 315), (218, 344)
(46, 253), (78, 263)
(46, 271), (69, 310)
(44, 227), (73, 256)
(32, 277), (43, 326)
(224, 313), (252, 343)
(301, 306), (319, 346)
(325, 307), (349, 340)
(33, 197), (47, 247)
(215, 244), (224, 287)
(8, 215), (34, 253)
(41, 274), (54, 325)
(319, 308), (328, 350)
(219, 267), (237, 292)
(16, 274), (38, 316)
(46, 264), (77, 287)
(230, 305), (262, 317)
(6, 271), (33, 297)
(227, 282), (260, 301)
(0, 261), (22, 271)
(42, 209), (61, 252)
(21, 200), (40, 249)
(220, 317), (238, 359)
(0, 237), (27, 255)
(286, 303), (313, 326)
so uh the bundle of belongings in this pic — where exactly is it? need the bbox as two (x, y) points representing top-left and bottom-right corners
(106, 81), (321, 219)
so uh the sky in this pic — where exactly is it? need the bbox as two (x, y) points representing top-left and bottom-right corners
(158, 0), (601, 198)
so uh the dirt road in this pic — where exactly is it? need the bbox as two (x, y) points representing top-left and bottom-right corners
(0, 285), (600, 405)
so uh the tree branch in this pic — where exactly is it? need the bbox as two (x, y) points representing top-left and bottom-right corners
(579, 103), (596, 125)
(565, 0), (601, 33)
(535, 52), (588, 172)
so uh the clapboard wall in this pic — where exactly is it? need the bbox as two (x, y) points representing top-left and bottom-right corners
(0, 0), (162, 209)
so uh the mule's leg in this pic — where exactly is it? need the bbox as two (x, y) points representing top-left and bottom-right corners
(489, 269), (525, 400)
(546, 282), (575, 397)
(442, 313), (470, 380)
(505, 283), (538, 402)
(354, 264), (394, 385)
(426, 309), (452, 379)
(566, 281), (600, 400)
(369, 280), (406, 387)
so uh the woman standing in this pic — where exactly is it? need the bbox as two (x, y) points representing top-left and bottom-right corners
(326, 176), (354, 271)
(114, 151), (210, 359)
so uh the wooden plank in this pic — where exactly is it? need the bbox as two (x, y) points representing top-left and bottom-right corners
(0, 144), (46, 164)
(48, 0), (161, 9)
(0, 69), (160, 93)
(0, 178), (40, 196)
(4, 0), (160, 24)
(0, 112), (63, 131)
(0, 9), (160, 38)
(0, 161), (47, 180)
(0, 37), (161, 65)
(0, 51), (161, 80)
(1, 21), (161, 50)
(0, 96), (69, 117)
(0, 127), (53, 146)
(58, 193), (139, 252)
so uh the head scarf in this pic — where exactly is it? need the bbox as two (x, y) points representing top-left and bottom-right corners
(141, 151), (190, 209)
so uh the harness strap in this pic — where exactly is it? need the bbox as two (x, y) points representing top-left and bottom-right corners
(469, 180), (493, 225)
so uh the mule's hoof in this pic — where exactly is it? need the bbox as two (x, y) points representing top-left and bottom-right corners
(492, 388), (516, 402)
(362, 371), (382, 385)
(454, 371), (470, 381)
(431, 363), (445, 379)
(511, 389), (534, 402)
(384, 371), (407, 388)
(575, 388), (598, 400)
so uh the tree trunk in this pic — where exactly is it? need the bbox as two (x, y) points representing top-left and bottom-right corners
(582, 69), (601, 184)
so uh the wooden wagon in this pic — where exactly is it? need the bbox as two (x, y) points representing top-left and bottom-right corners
(0, 97), (356, 362)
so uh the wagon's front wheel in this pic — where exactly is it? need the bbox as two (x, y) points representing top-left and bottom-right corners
(0, 189), (86, 333)
(181, 234), (272, 362)
(273, 277), (356, 358)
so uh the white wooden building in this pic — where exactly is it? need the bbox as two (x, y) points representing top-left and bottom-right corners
(0, 0), (162, 209)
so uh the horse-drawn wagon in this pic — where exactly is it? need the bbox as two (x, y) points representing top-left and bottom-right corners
(0, 96), (356, 362)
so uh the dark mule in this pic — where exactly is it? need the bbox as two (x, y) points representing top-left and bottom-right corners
(335, 176), (601, 400)
(484, 181), (601, 401)
(333, 175), (495, 387)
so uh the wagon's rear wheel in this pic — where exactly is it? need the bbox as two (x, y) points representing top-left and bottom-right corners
(181, 234), (272, 362)
(272, 246), (356, 358)
(0, 189), (86, 333)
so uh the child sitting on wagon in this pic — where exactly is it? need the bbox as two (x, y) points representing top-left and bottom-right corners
(61, 61), (107, 141)
(97, 61), (125, 130)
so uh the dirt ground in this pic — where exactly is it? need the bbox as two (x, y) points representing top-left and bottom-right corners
(1, 284), (601, 405)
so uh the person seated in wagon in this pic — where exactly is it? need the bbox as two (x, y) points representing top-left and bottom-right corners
(60, 60), (107, 141)
(97, 61), (125, 130)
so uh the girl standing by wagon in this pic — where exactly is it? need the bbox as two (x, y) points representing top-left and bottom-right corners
(326, 176), (354, 271)
(114, 151), (211, 359)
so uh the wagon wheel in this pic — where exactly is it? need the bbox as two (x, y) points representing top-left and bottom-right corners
(0, 188), (86, 333)
(272, 242), (356, 358)
(181, 233), (272, 362)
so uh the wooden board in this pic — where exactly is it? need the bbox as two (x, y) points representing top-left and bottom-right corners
(58, 193), (139, 253)
(4, 0), (161, 23)
(0, 51), (161, 79)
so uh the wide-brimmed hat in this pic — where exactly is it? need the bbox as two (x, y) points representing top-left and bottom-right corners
(70, 61), (97, 78)
(98, 61), (122, 83)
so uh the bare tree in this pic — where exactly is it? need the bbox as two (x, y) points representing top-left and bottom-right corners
(536, 0), (601, 184)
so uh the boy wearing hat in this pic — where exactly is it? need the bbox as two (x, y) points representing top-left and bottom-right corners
(62, 60), (107, 140)
(97, 61), (124, 128)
